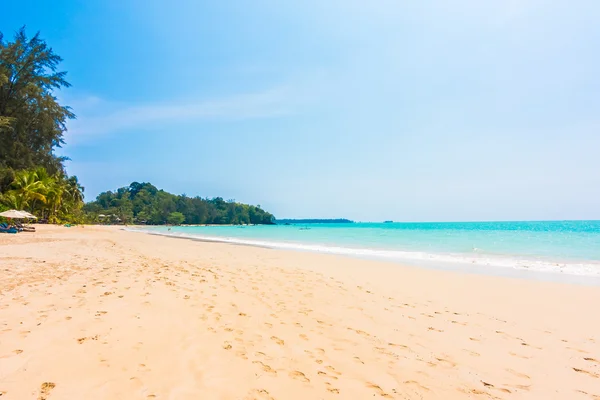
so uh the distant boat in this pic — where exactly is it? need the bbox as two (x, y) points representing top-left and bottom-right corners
(384, 220), (393, 223)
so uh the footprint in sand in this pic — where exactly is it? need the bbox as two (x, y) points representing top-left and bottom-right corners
(77, 335), (98, 344)
(365, 382), (393, 398)
(511, 384), (531, 392)
(38, 382), (56, 400)
(573, 368), (599, 378)
(388, 342), (411, 351)
(252, 361), (277, 375)
(270, 336), (284, 346)
(509, 352), (530, 359)
(567, 347), (589, 354)
(404, 380), (430, 392)
(325, 366), (342, 376)
(427, 327), (444, 333)
(506, 369), (530, 379)
(481, 381), (511, 394)
(434, 357), (457, 368)
(245, 388), (274, 400)
(289, 370), (310, 383)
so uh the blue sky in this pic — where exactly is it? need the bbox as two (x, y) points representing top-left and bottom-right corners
(3, 0), (600, 221)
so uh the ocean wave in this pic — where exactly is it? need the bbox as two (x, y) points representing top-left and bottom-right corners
(126, 228), (600, 278)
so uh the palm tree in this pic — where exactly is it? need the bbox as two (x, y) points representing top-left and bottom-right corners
(0, 192), (23, 209)
(7, 169), (48, 211)
(64, 176), (84, 205)
(1, 166), (86, 223)
(45, 178), (66, 223)
(30, 167), (55, 215)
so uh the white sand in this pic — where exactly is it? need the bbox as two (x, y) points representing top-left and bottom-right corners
(1, 225), (599, 399)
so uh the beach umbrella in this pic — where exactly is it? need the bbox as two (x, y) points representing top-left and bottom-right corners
(0, 210), (27, 219)
(18, 211), (37, 219)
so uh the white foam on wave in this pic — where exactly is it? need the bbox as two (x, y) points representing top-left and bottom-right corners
(126, 228), (600, 278)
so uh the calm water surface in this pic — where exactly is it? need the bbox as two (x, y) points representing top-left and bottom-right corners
(133, 221), (600, 278)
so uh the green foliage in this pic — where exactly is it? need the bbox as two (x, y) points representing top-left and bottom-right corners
(0, 167), (84, 223)
(0, 28), (85, 224)
(166, 211), (185, 225)
(0, 27), (74, 174)
(84, 182), (275, 225)
(0, 167), (15, 193)
(0, 29), (273, 228)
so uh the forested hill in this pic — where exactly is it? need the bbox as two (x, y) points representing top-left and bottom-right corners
(83, 182), (275, 225)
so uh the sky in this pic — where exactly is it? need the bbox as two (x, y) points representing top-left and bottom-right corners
(2, 0), (600, 222)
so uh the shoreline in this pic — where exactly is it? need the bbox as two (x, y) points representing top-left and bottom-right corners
(1, 225), (599, 399)
(127, 226), (600, 286)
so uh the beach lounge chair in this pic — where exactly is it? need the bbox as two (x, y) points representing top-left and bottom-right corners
(0, 223), (18, 234)
(15, 222), (35, 232)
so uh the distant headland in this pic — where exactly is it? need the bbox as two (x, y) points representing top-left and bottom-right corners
(275, 219), (354, 224)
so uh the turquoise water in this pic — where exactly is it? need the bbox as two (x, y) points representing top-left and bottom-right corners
(134, 221), (600, 277)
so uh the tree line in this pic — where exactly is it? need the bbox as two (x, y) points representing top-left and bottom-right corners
(0, 27), (85, 223)
(0, 28), (275, 225)
(83, 182), (275, 225)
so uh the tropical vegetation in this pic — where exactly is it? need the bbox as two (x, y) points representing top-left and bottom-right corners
(0, 27), (85, 223)
(0, 27), (73, 175)
(83, 182), (275, 225)
(0, 28), (275, 226)
(0, 167), (85, 223)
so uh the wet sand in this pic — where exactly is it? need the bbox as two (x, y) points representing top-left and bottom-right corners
(1, 225), (599, 399)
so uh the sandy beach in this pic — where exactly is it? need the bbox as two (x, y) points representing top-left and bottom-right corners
(1, 226), (599, 399)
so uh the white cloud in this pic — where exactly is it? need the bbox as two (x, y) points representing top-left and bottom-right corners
(64, 86), (296, 144)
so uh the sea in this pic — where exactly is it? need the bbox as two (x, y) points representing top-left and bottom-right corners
(130, 221), (600, 284)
